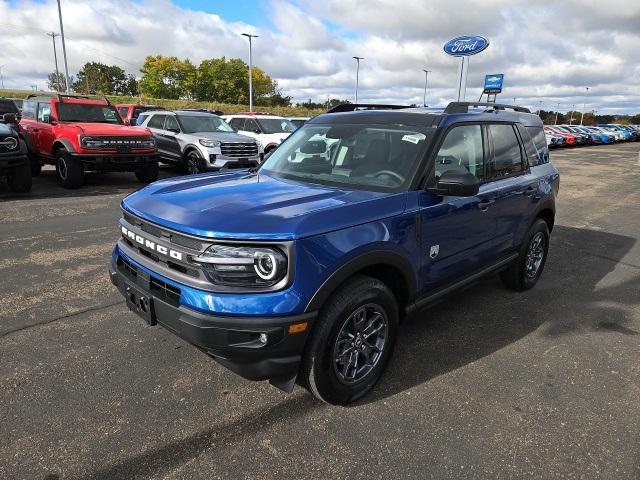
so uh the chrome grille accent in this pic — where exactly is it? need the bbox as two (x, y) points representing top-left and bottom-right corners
(220, 142), (259, 157)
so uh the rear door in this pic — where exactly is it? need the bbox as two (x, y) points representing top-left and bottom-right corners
(418, 123), (500, 290)
(486, 123), (540, 255)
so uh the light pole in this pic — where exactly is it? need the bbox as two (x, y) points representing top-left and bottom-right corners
(46, 32), (61, 90)
(0, 64), (5, 89)
(554, 103), (560, 125)
(569, 104), (576, 125)
(241, 33), (259, 112)
(422, 69), (431, 107)
(353, 56), (364, 103)
(56, 0), (71, 93)
(580, 87), (590, 125)
(537, 100), (542, 115)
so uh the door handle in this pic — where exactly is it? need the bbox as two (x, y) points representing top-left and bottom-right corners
(32, 128), (39, 132)
(477, 199), (495, 211)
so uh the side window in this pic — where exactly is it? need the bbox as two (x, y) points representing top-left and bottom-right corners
(244, 118), (259, 132)
(22, 101), (36, 119)
(118, 107), (128, 118)
(516, 124), (539, 167)
(526, 126), (549, 165)
(37, 103), (52, 122)
(230, 118), (245, 130)
(434, 124), (485, 181)
(147, 114), (166, 130)
(164, 115), (179, 131)
(487, 124), (523, 179)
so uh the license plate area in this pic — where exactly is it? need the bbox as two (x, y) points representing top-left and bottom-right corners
(125, 282), (156, 325)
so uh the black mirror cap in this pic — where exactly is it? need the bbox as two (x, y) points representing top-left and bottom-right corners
(2, 113), (17, 124)
(432, 169), (480, 197)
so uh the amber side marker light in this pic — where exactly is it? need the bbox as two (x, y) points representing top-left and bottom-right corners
(288, 322), (308, 334)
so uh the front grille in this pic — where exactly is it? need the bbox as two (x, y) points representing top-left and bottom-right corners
(220, 142), (259, 158)
(84, 135), (153, 152)
(123, 212), (201, 251)
(150, 277), (181, 307)
(117, 255), (181, 307)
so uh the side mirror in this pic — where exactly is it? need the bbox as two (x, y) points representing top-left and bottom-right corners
(2, 113), (17, 124)
(430, 169), (480, 197)
(42, 114), (56, 125)
(167, 128), (180, 134)
(253, 128), (262, 134)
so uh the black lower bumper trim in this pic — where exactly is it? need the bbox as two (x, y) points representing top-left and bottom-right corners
(109, 259), (316, 382)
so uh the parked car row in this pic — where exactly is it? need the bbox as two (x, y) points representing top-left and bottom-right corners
(543, 123), (639, 148)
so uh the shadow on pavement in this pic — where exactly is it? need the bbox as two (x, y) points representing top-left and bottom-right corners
(364, 225), (638, 403)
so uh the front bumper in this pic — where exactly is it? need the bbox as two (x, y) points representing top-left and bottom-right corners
(0, 152), (28, 171)
(109, 255), (316, 385)
(70, 151), (158, 170)
(207, 154), (260, 170)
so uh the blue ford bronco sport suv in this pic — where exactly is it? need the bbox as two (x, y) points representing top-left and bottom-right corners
(109, 102), (559, 404)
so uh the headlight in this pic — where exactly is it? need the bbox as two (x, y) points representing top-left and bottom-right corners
(0, 136), (18, 150)
(199, 139), (221, 148)
(193, 244), (288, 288)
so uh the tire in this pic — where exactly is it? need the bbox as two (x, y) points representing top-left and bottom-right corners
(184, 150), (206, 175)
(6, 162), (32, 193)
(134, 161), (159, 183)
(501, 218), (550, 291)
(30, 157), (42, 177)
(300, 274), (399, 404)
(56, 148), (84, 189)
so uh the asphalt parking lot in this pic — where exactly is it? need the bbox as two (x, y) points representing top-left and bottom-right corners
(1, 143), (639, 480)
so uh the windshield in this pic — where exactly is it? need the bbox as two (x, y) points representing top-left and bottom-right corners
(179, 115), (235, 134)
(57, 103), (122, 124)
(260, 123), (435, 192)
(257, 118), (296, 134)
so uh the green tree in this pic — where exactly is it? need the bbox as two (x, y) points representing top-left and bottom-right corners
(72, 62), (129, 95)
(123, 74), (139, 96)
(47, 71), (67, 92)
(139, 56), (196, 99)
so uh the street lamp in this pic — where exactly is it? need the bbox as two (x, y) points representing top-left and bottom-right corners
(353, 56), (364, 103)
(56, 0), (71, 93)
(580, 87), (590, 125)
(0, 64), (5, 89)
(422, 69), (431, 107)
(241, 33), (259, 112)
(569, 104), (576, 125)
(554, 103), (561, 125)
(46, 32), (61, 90)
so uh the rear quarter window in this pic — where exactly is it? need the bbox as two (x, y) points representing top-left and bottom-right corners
(526, 126), (549, 165)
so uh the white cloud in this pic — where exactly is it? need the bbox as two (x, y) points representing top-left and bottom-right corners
(0, 0), (638, 113)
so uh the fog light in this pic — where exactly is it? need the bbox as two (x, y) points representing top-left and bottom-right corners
(259, 333), (268, 344)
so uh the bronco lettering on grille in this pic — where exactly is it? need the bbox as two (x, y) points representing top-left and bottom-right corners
(121, 225), (183, 261)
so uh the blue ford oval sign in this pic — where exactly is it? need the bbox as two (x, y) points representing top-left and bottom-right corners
(443, 35), (489, 57)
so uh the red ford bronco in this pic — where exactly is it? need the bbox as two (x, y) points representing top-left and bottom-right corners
(20, 94), (159, 188)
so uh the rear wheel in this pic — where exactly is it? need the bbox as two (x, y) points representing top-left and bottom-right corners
(300, 275), (398, 404)
(501, 218), (550, 291)
(56, 148), (84, 189)
(6, 162), (32, 193)
(184, 150), (206, 175)
(134, 161), (159, 183)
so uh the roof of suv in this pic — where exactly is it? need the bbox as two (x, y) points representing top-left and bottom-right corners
(308, 102), (542, 129)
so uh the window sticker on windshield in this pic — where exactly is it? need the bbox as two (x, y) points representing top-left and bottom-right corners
(402, 133), (425, 144)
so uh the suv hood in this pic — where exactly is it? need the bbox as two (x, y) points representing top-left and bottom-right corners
(189, 131), (256, 143)
(70, 123), (151, 136)
(122, 171), (406, 240)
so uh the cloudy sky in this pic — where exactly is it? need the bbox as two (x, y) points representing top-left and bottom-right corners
(1, 0), (639, 113)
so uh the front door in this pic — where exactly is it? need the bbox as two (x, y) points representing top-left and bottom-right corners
(417, 123), (499, 293)
(161, 115), (183, 161)
(35, 102), (55, 156)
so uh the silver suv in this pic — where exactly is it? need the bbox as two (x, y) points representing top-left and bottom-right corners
(140, 110), (263, 174)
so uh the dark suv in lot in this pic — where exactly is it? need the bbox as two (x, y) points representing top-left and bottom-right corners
(20, 94), (158, 188)
(0, 111), (31, 193)
(109, 102), (559, 404)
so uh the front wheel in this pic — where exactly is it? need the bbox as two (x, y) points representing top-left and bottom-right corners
(300, 275), (398, 404)
(501, 218), (550, 291)
(7, 162), (32, 193)
(184, 150), (206, 175)
(56, 149), (84, 189)
(134, 161), (159, 183)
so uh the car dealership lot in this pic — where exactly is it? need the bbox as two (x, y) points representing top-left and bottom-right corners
(1, 144), (639, 479)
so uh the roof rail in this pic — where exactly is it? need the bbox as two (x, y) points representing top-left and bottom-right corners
(24, 92), (104, 103)
(444, 102), (531, 114)
(326, 103), (411, 113)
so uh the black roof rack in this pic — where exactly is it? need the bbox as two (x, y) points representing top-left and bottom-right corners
(24, 92), (110, 104)
(444, 102), (531, 114)
(327, 103), (411, 113)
